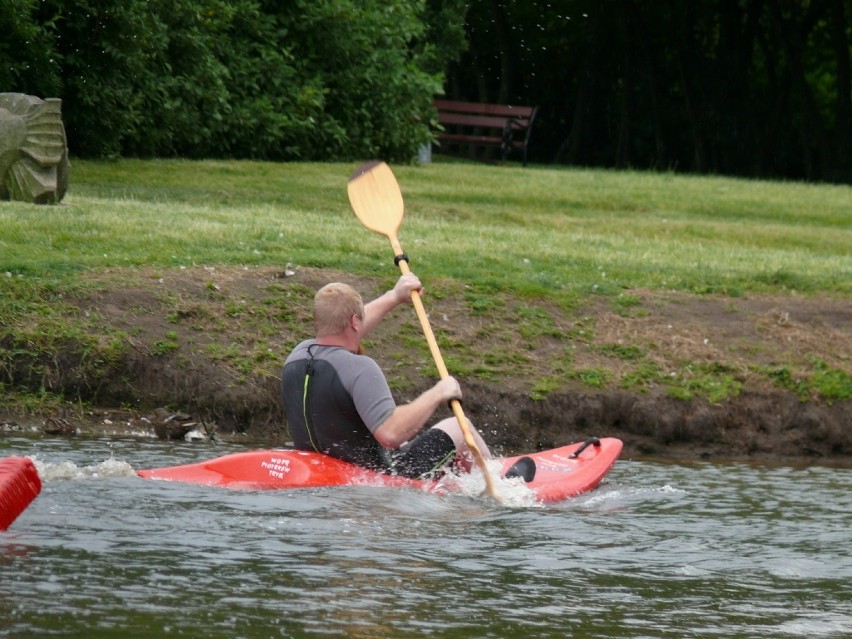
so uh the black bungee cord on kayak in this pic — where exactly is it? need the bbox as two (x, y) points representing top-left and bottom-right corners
(569, 437), (601, 459)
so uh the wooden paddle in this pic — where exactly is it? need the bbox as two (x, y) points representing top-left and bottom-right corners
(347, 161), (500, 501)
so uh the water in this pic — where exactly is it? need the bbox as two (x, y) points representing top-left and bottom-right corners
(2, 435), (850, 638)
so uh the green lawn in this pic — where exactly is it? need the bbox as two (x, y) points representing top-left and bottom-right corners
(2, 159), (849, 297)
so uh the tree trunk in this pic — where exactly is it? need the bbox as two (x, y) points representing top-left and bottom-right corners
(491, 0), (513, 103)
(615, 9), (632, 169)
(829, 0), (851, 178)
(558, 61), (593, 165)
(768, 1), (833, 179)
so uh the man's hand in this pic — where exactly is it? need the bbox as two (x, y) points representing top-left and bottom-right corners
(392, 273), (423, 305)
(362, 273), (423, 338)
(434, 376), (462, 404)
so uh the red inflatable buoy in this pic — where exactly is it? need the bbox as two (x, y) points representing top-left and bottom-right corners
(0, 456), (42, 531)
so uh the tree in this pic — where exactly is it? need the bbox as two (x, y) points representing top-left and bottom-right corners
(5, 0), (469, 162)
(0, 0), (60, 97)
(450, 0), (852, 182)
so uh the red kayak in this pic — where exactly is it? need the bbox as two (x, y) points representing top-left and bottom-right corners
(0, 456), (42, 531)
(139, 437), (622, 504)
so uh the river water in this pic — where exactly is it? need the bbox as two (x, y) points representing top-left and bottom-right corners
(2, 434), (850, 638)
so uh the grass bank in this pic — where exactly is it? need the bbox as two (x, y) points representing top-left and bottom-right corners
(4, 159), (851, 295)
(1, 159), (850, 420)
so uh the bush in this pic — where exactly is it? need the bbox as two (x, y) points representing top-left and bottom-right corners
(4, 0), (468, 161)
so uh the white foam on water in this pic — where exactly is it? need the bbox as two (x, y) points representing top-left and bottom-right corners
(29, 456), (136, 482)
(577, 486), (624, 506)
(656, 483), (686, 494)
(431, 459), (541, 508)
(564, 481), (688, 514)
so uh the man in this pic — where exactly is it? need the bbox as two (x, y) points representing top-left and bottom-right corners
(282, 274), (494, 479)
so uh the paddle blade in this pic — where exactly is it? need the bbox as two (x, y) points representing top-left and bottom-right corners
(347, 161), (404, 238)
(0, 456), (42, 531)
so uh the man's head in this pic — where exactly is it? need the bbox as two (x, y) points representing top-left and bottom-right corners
(313, 283), (364, 337)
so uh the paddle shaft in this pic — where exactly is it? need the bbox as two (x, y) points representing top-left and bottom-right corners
(387, 235), (498, 496)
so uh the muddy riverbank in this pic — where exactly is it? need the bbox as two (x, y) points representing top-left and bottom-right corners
(2, 266), (849, 465)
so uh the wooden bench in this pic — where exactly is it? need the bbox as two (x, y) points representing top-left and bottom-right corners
(433, 99), (539, 166)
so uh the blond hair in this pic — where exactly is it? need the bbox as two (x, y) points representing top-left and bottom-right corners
(313, 282), (364, 336)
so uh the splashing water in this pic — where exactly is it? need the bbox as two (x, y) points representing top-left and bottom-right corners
(30, 456), (136, 482)
(428, 459), (542, 508)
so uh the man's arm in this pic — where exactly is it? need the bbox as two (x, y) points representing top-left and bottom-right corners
(360, 273), (421, 338)
(372, 376), (461, 449)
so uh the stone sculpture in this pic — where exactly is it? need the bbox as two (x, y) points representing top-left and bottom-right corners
(0, 92), (70, 204)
